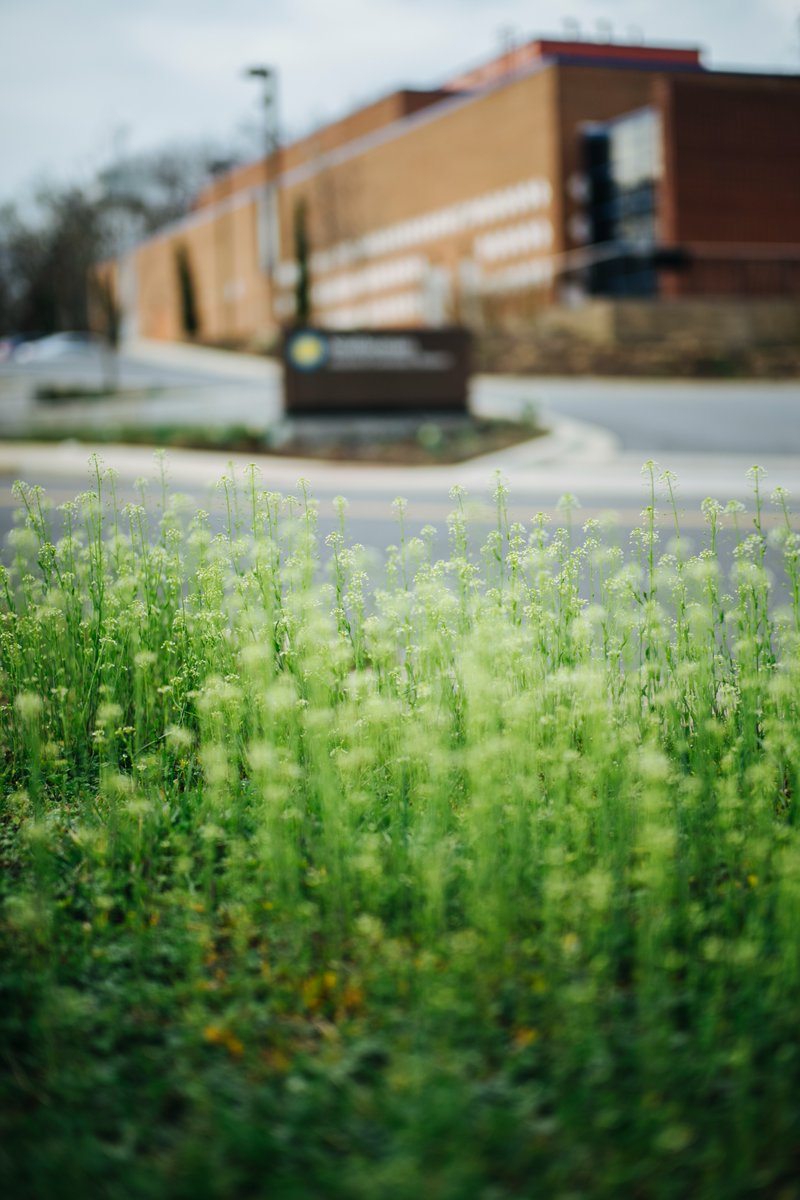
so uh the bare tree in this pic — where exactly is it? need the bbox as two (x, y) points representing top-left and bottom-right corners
(0, 135), (250, 344)
(0, 187), (109, 335)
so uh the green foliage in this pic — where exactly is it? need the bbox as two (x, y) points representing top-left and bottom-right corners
(1, 459), (800, 1198)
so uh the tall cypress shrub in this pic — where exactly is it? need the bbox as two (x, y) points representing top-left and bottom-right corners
(293, 198), (311, 326)
(175, 243), (200, 338)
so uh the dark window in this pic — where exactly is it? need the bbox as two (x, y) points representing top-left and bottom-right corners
(583, 108), (661, 295)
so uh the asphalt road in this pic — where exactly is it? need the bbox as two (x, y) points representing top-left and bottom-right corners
(1, 464), (797, 618)
(1, 339), (798, 585)
(473, 375), (800, 455)
(0, 342), (280, 436)
(1, 448), (797, 560)
(1, 339), (798, 454)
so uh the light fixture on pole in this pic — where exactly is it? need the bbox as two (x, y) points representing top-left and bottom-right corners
(244, 65), (280, 321)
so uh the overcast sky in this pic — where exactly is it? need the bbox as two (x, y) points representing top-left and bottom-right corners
(2, 0), (798, 207)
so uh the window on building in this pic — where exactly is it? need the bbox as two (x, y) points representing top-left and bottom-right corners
(583, 107), (662, 296)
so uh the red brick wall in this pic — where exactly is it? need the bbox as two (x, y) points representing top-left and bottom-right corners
(658, 74), (800, 245)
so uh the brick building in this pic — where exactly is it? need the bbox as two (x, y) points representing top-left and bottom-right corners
(107, 37), (800, 344)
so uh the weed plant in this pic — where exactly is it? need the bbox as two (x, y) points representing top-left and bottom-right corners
(1, 458), (800, 1199)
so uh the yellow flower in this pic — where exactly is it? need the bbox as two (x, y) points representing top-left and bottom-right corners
(224, 1034), (244, 1058)
(301, 976), (321, 1010)
(513, 1027), (540, 1049)
(342, 983), (365, 1013)
(263, 1047), (290, 1073)
(203, 1025), (244, 1058)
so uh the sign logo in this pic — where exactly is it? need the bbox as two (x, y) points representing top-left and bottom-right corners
(287, 331), (329, 372)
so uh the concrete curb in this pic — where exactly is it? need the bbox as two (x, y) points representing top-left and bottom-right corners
(467, 411), (620, 470)
(0, 410), (619, 492)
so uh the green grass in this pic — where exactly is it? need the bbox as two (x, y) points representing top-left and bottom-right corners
(1, 457), (800, 1199)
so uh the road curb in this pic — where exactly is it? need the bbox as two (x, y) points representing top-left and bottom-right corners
(0, 409), (621, 489)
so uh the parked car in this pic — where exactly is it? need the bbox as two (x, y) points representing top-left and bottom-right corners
(13, 332), (101, 364)
(0, 334), (30, 363)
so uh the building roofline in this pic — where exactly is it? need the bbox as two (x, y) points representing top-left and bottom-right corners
(547, 53), (703, 74)
(665, 65), (800, 83)
(130, 49), (800, 254)
(133, 58), (554, 250)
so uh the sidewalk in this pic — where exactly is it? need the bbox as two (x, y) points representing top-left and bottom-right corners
(123, 338), (282, 382)
(0, 411), (619, 493)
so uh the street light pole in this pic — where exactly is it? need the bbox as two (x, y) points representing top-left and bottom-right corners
(245, 66), (280, 329)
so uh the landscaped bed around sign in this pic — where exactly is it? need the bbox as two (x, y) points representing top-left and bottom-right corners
(1, 460), (799, 1199)
(6, 415), (544, 465)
